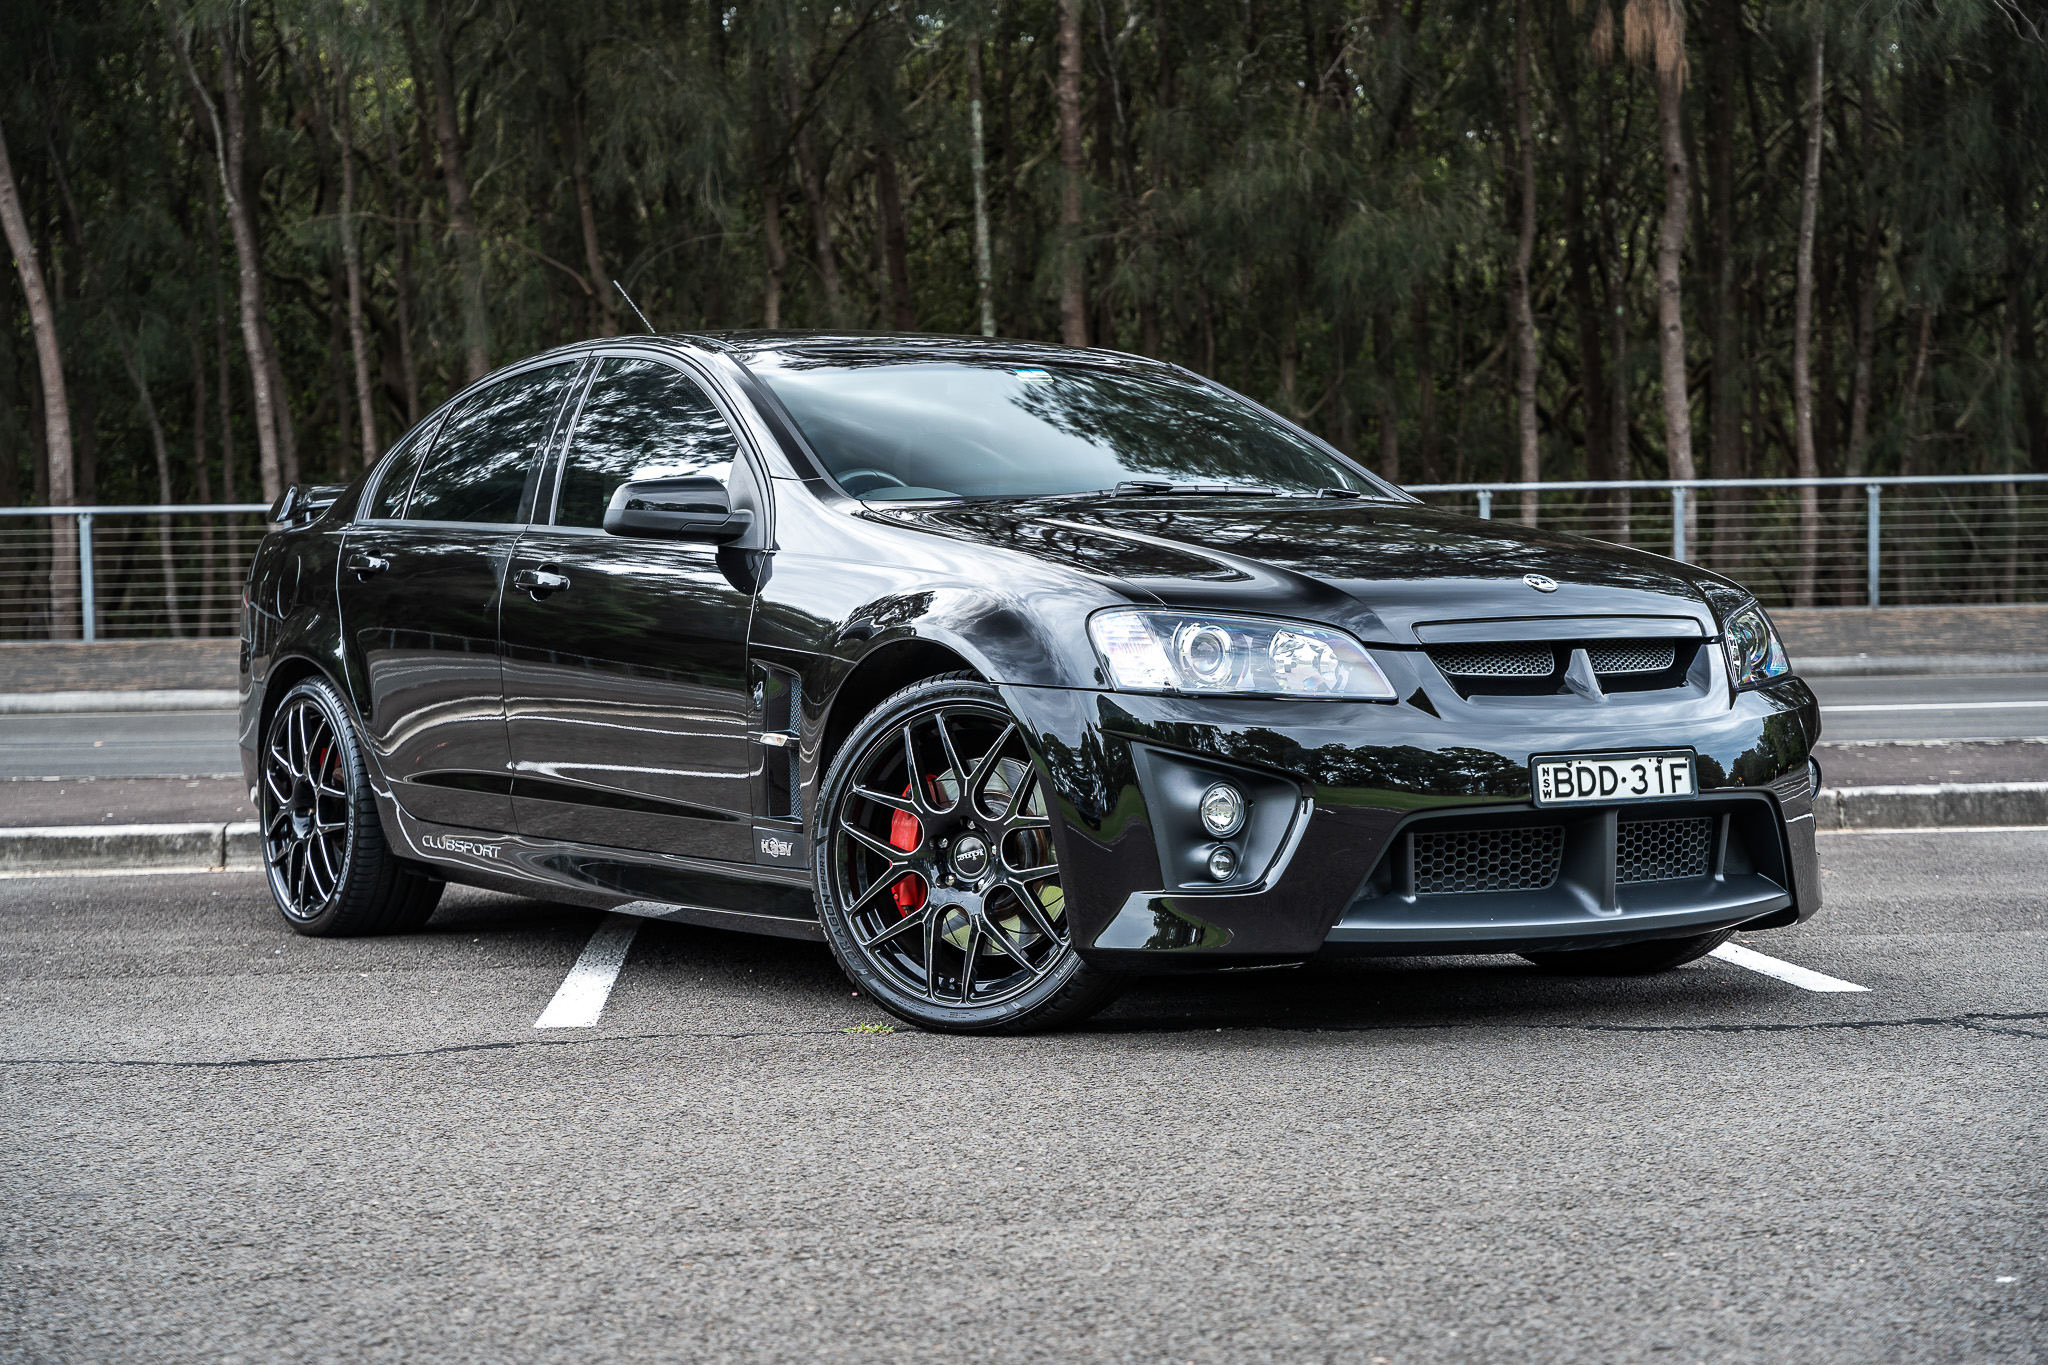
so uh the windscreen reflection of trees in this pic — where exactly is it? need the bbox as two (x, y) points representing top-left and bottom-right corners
(405, 364), (573, 523)
(768, 363), (1373, 500)
(556, 358), (737, 528)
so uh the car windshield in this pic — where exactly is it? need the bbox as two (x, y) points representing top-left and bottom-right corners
(753, 358), (1382, 501)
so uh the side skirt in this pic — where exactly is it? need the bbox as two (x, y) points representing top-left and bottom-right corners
(382, 801), (823, 942)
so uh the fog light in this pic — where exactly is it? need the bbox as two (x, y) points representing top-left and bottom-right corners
(1206, 845), (1238, 881)
(1198, 782), (1246, 837)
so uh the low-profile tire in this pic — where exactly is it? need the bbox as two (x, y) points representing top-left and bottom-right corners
(259, 675), (442, 937)
(1522, 927), (1735, 976)
(812, 673), (1125, 1034)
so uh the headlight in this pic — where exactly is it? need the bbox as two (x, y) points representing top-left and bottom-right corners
(1724, 602), (1791, 688)
(1087, 609), (1396, 699)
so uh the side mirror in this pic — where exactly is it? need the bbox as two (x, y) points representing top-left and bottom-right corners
(602, 476), (754, 543)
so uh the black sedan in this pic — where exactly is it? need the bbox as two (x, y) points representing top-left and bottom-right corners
(241, 333), (1822, 1032)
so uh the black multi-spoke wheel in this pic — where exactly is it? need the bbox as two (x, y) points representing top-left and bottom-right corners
(259, 676), (441, 936)
(813, 674), (1123, 1033)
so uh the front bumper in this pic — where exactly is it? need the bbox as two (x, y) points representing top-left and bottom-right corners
(1003, 662), (1821, 973)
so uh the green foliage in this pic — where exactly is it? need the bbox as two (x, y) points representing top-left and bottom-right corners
(2, 0), (2044, 512)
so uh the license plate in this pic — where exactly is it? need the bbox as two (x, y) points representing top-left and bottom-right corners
(1532, 751), (1695, 806)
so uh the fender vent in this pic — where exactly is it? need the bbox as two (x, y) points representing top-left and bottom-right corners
(1617, 817), (1714, 883)
(1413, 825), (1564, 894)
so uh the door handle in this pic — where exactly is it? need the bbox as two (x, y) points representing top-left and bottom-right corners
(514, 568), (571, 597)
(345, 553), (390, 579)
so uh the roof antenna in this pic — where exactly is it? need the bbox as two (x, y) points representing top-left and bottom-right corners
(613, 279), (656, 334)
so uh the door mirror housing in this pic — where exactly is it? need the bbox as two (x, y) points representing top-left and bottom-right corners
(602, 476), (754, 543)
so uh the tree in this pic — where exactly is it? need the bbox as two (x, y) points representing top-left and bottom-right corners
(0, 118), (79, 636)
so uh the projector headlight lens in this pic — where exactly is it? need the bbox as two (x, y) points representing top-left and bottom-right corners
(1206, 845), (1238, 881)
(1088, 609), (1395, 699)
(1724, 602), (1791, 689)
(1199, 783), (1247, 838)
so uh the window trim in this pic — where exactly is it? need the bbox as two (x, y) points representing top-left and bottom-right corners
(354, 411), (445, 523)
(541, 345), (770, 538)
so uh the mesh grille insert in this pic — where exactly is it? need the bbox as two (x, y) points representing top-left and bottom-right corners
(1588, 642), (1677, 674)
(1413, 826), (1564, 894)
(1431, 644), (1555, 678)
(1617, 817), (1714, 883)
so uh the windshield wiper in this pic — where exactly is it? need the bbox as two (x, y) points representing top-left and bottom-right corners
(1110, 480), (1282, 498)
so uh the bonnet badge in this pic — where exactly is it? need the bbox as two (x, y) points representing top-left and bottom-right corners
(1523, 573), (1559, 593)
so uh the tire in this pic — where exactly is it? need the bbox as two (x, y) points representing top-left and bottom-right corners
(1521, 927), (1735, 976)
(258, 675), (442, 937)
(811, 673), (1125, 1034)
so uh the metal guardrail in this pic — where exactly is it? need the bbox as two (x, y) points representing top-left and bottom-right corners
(0, 474), (2043, 640)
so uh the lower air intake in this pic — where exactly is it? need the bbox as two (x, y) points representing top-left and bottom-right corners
(1617, 816), (1713, 883)
(1413, 825), (1564, 894)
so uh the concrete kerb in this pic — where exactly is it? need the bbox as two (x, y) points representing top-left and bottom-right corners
(1, 785), (2044, 874)
(0, 822), (262, 875)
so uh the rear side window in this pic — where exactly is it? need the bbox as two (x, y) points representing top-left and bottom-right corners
(406, 363), (575, 524)
(363, 420), (435, 520)
(553, 358), (739, 529)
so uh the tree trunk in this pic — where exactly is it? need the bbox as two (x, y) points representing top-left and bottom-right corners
(0, 119), (81, 638)
(784, 56), (846, 327)
(260, 315), (299, 488)
(967, 40), (996, 337)
(1510, 0), (1540, 526)
(1056, 0), (1088, 346)
(1374, 308), (1399, 482)
(1597, 60), (1631, 542)
(1791, 31), (1824, 606)
(1412, 284), (1439, 483)
(181, 26), (285, 505)
(568, 93), (617, 336)
(1553, 15), (1609, 500)
(1653, 59), (1696, 520)
(338, 68), (378, 466)
(422, 4), (490, 380)
(1703, 0), (1742, 569)
(189, 333), (218, 635)
(112, 328), (183, 636)
(873, 125), (915, 330)
(376, 76), (420, 425)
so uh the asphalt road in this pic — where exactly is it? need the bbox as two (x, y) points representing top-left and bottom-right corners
(1, 671), (2044, 784)
(2, 829), (2042, 1362)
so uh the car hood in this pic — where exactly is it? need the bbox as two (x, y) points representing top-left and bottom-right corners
(865, 496), (1731, 644)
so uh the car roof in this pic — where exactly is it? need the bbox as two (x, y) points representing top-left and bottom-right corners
(637, 330), (1185, 377)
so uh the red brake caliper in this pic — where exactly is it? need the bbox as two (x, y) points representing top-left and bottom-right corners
(888, 782), (928, 916)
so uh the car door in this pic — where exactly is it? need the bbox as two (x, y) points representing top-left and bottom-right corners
(500, 354), (763, 862)
(339, 360), (579, 832)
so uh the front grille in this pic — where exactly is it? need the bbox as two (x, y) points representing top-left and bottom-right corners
(1431, 644), (1555, 677)
(1617, 817), (1714, 883)
(1588, 642), (1676, 674)
(1414, 825), (1564, 894)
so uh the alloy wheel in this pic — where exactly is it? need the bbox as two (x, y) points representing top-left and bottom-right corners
(261, 694), (354, 921)
(829, 700), (1071, 1008)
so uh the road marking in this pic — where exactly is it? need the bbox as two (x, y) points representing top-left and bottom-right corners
(1821, 825), (2048, 836)
(1710, 941), (1869, 993)
(534, 914), (642, 1028)
(1822, 700), (2048, 713)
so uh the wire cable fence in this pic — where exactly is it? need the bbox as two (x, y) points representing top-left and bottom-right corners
(1407, 475), (2048, 609)
(0, 475), (2042, 640)
(0, 504), (270, 642)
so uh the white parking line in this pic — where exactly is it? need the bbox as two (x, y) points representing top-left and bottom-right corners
(1823, 700), (2048, 713)
(534, 914), (642, 1028)
(1710, 941), (1869, 993)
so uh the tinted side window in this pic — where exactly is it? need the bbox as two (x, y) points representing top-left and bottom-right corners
(407, 363), (575, 524)
(554, 358), (739, 529)
(364, 420), (436, 520)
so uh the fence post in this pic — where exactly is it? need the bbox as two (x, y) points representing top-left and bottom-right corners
(1865, 483), (1881, 608)
(1670, 487), (1687, 562)
(78, 512), (96, 642)
(1476, 489), (1492, 520)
